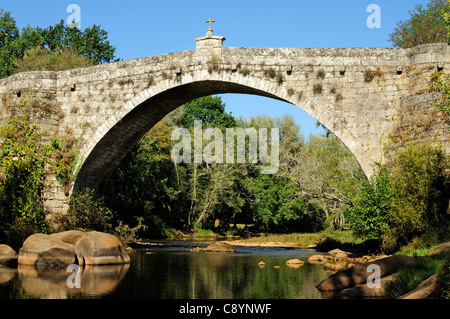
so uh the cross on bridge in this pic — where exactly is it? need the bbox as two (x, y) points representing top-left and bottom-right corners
(206, 17), (215, 36)
(206, 17), (215, 31)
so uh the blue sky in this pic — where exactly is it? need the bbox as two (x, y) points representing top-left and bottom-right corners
(2, 0), (430, 137)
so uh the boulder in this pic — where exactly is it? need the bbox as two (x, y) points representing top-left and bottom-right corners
(49, 230), (86, 245)
(339, 275), (396, 298)
(0, 244), (18, 264)
(334, 251), (349, 261)
(328, 249), (351, 257)
(426, 241), (450, 257)
(18, 233), (76, 268)
(18, 231), (130, 268)
(74, 231), (130, 265)
(316, 255), (417, 291)
(307, 254), (333, 263)
(202, 241), (236, 252)
(286, 258), (304, 268)
(286, 258), (304, 265)
(399, 274), (437, 299)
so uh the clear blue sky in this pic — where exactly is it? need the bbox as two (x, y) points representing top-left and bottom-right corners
(2, 0), (430, 137)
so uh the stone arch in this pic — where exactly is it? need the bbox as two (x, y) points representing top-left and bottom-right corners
(73, 70), (362, 193)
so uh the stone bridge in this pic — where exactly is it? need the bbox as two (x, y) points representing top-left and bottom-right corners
(1, 29), (449, 217)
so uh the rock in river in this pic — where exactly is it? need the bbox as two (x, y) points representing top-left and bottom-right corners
(18, 233), (77, 268)
(75, 231), (130, 266)
(0, 244), (18, 264)
(203, 241), (236, 252)
(18, 231), (130, 268)
(316, 255), (417, 291)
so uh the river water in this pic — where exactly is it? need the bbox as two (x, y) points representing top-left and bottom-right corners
(0, 240), (330, 299)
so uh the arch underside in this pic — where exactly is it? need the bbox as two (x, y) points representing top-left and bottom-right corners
(74, 80), (293, 192)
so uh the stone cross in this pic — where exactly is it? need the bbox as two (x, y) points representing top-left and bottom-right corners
(206, 17), (215, 36)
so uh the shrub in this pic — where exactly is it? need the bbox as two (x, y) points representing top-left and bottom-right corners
(349, 142), (449, 253)
(430, 70), (450, 114)
(364, 70), (376, 82)
(13, 46), (95, 74)
(50, 134), (78, 194)
(313, 84), (323, 95)
(264, 68), (277, 79)
(435, 253), (450, 299)
(347, 166), (392, 241)
(317, 70), (326, 80)
(0, 103), (50, 249)
(113, 217), (147, 244)
(58, 188), (113, 232)
(388, 143), (449, 242)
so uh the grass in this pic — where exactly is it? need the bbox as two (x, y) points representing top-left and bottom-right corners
(384, 252), (450, 298)
(229, 230), (360, 248)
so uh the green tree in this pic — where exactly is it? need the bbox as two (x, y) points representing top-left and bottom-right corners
(280, 131), (365, 230)
(0, 9), (21, 78)
(389, 0), (450, 48)
(388, 143), (449, 242)
(347, 167), (392, 241)
(348, 142), (449, 252)
(0, 11), (117, 78)
(181, 96), (237, 129)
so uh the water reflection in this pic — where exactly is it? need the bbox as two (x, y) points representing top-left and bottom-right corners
(0, 266), (17, 285)
(117, 248), (329, 299)
(16, 263), (129, 299)
(1, 242), (331, 299)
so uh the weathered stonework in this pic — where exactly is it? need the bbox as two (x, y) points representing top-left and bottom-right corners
(1, 35), (449, 217)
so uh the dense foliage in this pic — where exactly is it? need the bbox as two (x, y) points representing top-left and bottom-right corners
(389, 0), (449, 48)
(349, 143), (449, 253)
(12, 45), (95, 74)
(0, 104), (50, 249)
(0, 9), (117, 78)
(0, 10), (117, 248)
(106, 96), (364, 237)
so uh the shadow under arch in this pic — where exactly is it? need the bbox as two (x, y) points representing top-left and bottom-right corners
(73, 75), (360, 194)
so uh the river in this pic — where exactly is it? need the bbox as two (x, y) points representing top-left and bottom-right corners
(0, 240), (330, 299)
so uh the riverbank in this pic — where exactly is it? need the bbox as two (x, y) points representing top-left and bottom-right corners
(227, 231), (359, 250)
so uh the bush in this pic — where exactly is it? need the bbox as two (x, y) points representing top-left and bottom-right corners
(347, 166), (392, 241)
(58, 188), (113, 232)
(0, 105), (50, 249)
(113, 217), (147, 244)
(389, 143), (449, 242)
(349, 142), (449, 253)
(435, 253), (450, 299)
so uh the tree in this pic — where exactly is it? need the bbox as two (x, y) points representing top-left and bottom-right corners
(0, 10), (21, 78)
(181, 96), (237, 129)
(279, 132), (365, 230)
(0, 11), (117, 78)
(347, 167), (392, 241)
(388, 143), (449, 241)
(348, 142), (449, 252)
(389, 0), (450, 48)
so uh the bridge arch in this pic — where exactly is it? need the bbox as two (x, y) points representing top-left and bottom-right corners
(73, 70), (361, 193)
